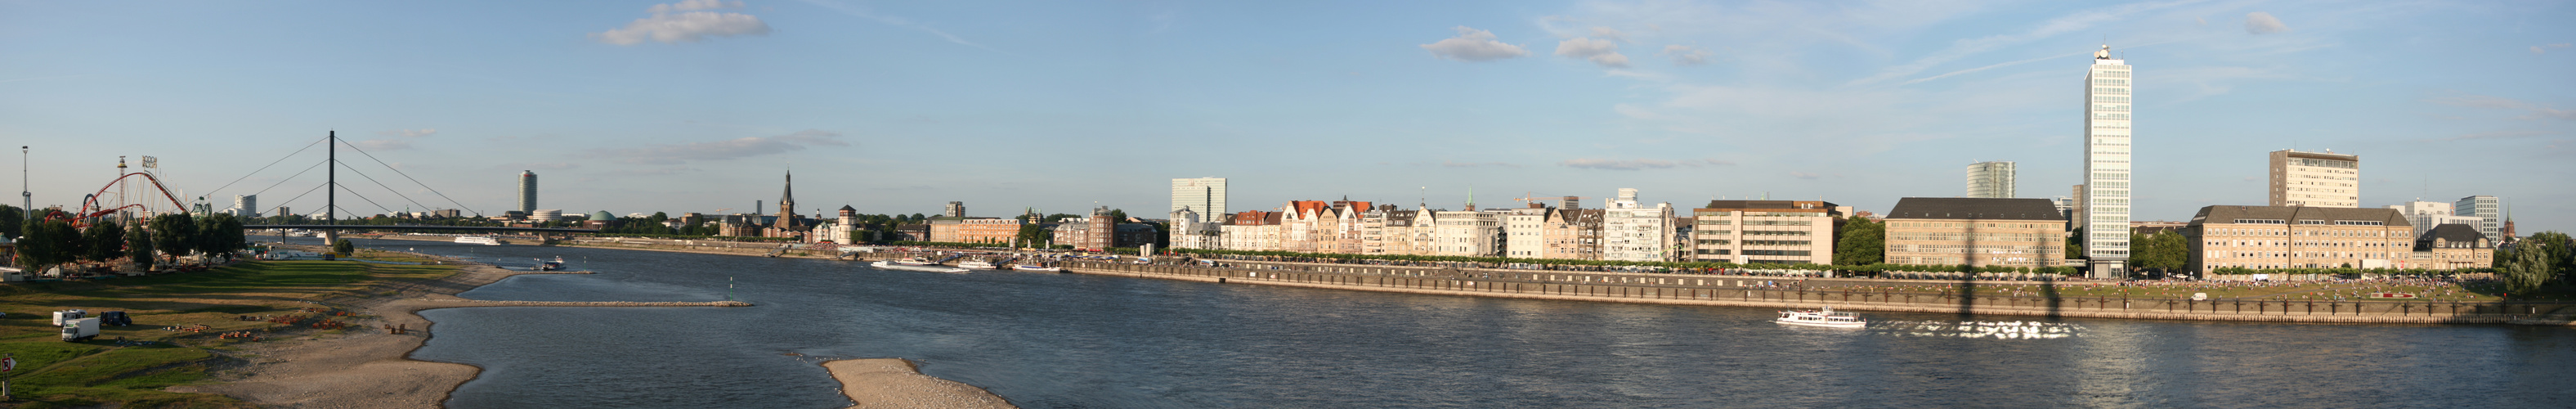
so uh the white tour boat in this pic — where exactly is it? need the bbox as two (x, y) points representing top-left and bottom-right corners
(455, 236), (503, 245)
(1776, 307), (1866, 329)
(890, 257), (936, 266)
(871, 260), (970, 274)
(1010, 264), (1064, 272)
(956, 259), (1000, 270)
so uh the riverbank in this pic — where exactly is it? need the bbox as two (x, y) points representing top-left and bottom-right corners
(168, 249), (747, 408)
(822, 358), (1015, 409)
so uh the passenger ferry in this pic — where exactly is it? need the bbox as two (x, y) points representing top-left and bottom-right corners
(871, 260), (969, 273)
(1010, 263), (1064, 272)
(956, 259), (1000, 270)
(1775, 307), (1866, 329)
(890, 257), (935, 266)
(454, 236), (503, 245)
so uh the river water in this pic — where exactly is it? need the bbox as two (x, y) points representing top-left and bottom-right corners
(280, 237), (2575, 408)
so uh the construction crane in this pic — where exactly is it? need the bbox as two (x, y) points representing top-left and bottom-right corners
(1511, 192), (1588, 209)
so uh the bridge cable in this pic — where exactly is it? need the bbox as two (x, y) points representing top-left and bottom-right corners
(246, 160), (326, 199)
(334, 182), (398, 218)
(202, 136), (325, 199)
(260, 183), (327, 218)
(335, 161), (437, 217)
(337, 139), (484, 218)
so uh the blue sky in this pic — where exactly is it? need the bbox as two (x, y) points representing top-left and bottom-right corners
(2, 0), (2569, 231)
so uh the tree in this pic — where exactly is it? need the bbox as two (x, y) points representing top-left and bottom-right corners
(202, 213), (248, 258)
(82, 219), (124, 263)
(1832, 216), (1884, 267)
(127, 224), (155, 271)
(16, 220), (74, 272)
(649, 212), (669, 222)
(2065, 227), (2086, 261)
(1106, 209), (1129, 222)
(2528, 231), (2574, 284)
(332, 238), (355, 255)
(2130, 231), (2188, 273)
(150, 213), (199, 260)
(2501, 244), (2553, 295)
(0, 204), (22, 239)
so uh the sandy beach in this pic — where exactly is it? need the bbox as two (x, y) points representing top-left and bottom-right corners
(167, 258), (745, 408)
(164, 248), (1024, 408)
(822, 358), (1017, 409)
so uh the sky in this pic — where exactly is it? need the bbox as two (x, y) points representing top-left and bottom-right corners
(1, 0), (2569, 231)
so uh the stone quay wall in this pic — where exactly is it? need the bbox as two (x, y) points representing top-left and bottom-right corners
(1060, 260), (2575, 326)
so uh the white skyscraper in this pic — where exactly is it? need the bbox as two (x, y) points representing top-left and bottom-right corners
(1966, 161), (2017, 198)
(1171, 178), (1227, 219)
(2081, 45), (2132, 278)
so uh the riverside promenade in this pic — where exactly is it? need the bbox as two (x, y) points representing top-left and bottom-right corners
(537, 238), (2574, 326)
(1058, 259), (2576, 326)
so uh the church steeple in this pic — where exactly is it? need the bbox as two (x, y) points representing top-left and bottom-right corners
(773, 169), (796, 229)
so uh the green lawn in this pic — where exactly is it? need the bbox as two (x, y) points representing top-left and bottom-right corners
(0, 254), (455, 408)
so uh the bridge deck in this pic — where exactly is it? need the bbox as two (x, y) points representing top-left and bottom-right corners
(244, 224), (600, 233)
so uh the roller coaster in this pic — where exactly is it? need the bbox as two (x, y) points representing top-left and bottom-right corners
(49, 171), (189, 228)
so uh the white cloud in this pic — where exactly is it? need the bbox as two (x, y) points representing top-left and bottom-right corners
(352, 139), (413, 151)
(593, 2), (773, 45)
(1589, 27), (1627, 43)
(585, 129), (850, 164)
(1846, 1), (2191, 87)
(1661, 44), (1713, 65)
(1556, 37), (1629, 68)
(2535, 43), (2573, 54)
(795, 0), (988, 50)
(2244, 11), (2289, 34)
(649, 0), (741, 14)
(378, 128), (437, 137)
(1422, 26), (1530, 62)
(1613, 103), (1660, 119)
(2429, 93), (2576, 121)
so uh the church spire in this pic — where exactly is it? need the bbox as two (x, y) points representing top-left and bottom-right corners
(778, 169), (795, 208)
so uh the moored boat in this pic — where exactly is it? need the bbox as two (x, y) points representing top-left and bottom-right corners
(1010, 264), (1064, 272)
(956, 259), (1000, 270)
(455, 236), (503, 245)
(890, 257), (935, 266)
(871, 260), (970, 273)
(1776, 307), (1866, 328)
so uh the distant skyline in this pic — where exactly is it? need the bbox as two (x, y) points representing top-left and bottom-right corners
(2, 1), (2569, 231)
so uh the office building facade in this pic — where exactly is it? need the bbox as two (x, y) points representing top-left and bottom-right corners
(1172, 178), (1227, 220)
(1882, 198), (2068, 267)
(2081, 45), (2134, 278)
(2269, 150), (2360, 208)
(1966, 161), (2017, 199)
(518, 170), (538, 214)
(2453, 196), (2501, 241)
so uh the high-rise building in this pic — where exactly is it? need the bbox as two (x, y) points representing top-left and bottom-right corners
(233, 195), (258, 218)
(2386, 200), (2480, 239)
(2269, 150), (2359, 208)
(1602, 188), (1675, 262)
(2080, 45), (2134, 278)
(943, 201), (965, 218)
(2454, 195), (2500, 241)
(517, 170), (538, 214)
(1171, 178), (1227, 219)
(1966, 161), (2017, 198)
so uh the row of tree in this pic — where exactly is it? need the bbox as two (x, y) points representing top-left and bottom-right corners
(2499, 231), (2574, 294)
(16, 213), (248, 273)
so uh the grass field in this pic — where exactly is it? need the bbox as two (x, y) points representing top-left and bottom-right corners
(0, 249), (455, 408)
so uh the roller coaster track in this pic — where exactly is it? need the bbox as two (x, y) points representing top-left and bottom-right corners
(53, 172), (186, 227)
